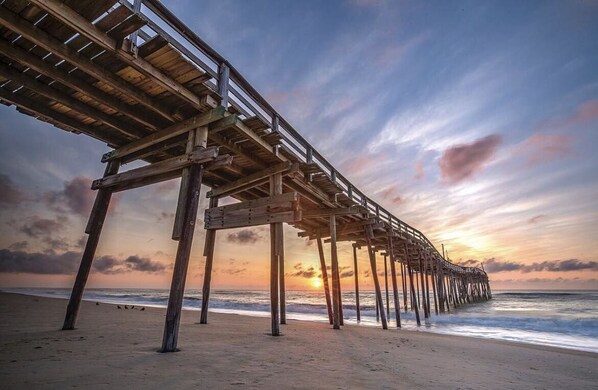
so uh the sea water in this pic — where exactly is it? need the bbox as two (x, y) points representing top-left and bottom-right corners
(4, 288), (597, 353)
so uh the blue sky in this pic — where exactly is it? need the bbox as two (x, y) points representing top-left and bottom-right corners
(0, 0), (597, 289)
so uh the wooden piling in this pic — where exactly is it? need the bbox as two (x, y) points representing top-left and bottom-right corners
(317, 237), (333, 325)
(384, 254), (390, 318)
(199, 197), (218, 324)
(387, 233), (401, 327)
(365, 225), (387, 329)
(353, 244), (361, 322)
(161, 163), (203, 352)
(63, 159), (119, 330)
(329, 215), (341, 329)
(407, 263), (421, 326)
(401, 261), (408, 312)
(269, 173), (282, 336)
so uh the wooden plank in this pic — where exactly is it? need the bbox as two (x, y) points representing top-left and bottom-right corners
(30, 0), (204, 109)
(0, 62), (149, 139)
(0, 39), (163, 131)
(205, 210), (298, 230)
(301, 205), (364, 218)
(92, 147), (219, 189)
(102, 107), (225, 162)
(206, 161), (294, 198)
(0, 87), (125, 146)
(0, 6), (176, 121)
(206, 192), (298, 215)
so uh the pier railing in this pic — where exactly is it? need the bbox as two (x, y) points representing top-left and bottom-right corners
(118, 0), (483, 276)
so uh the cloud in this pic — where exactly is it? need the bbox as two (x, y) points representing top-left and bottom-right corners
(516, 133), (572, 165)
(456, 259), (479, 267)
(226, 229), (261, 244)
(43, 176), (118, 216)
(291, 266), (318, 279)
(414, 160), (425, 180)
(379, 186), (402, 204)
(0, 249), (166, 275)
(439, 134), (502, 184)
(0, 249), (80, 274)
(0, 174), (25, 205)
(538, 99), (598, 130)
(19, 216), (67, 238)
(8, 241), (29, 251)
(93, 255), (167, 274)
(218, 267), (247, 275)
(528, 214), (547, 224)
(483, 258), (598, 273)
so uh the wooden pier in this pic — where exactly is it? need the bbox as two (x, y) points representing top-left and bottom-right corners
(0, 0), (491, 352)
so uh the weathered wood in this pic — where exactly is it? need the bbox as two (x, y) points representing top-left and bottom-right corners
(0, 63), (147, 139)
(387, 233), (401, 327)
(329, 214), (341, 329)
(0, 6), (175, 121)
(0, 39), (161, 131)
(408, 263), (421, 326)
(161, 163), (203, 352)
(200, 197), (218, 324)
(63, 159), (119, 330)
(352, 244), (361, 322)
(92, 147), (219, 190)
(301, 205), (364, 218)
(205, 210), (299, 230)
(206, 192), (298, 215)
(172, 130), (195, 240)
(365, 225), (387, 329)
(30, 0), (206, 109)
(384, 254), (390, 318)
(269, 172), (282, 336)
(317, 237), (333, 325)
(102, 107), (225, 162)
(206, 161), (294, 198)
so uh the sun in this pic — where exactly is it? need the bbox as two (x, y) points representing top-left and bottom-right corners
(311, 277), (322, 289)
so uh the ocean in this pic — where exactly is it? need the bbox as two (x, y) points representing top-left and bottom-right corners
(3, 288), (597, 353)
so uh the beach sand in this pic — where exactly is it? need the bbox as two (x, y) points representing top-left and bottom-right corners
(0, 292), (595, 389)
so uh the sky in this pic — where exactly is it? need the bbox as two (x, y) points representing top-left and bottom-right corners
(0, 0), (597, 291)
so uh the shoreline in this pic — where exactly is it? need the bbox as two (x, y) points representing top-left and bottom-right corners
(1, 292), (596, 389)
(3, 287), (597, 354)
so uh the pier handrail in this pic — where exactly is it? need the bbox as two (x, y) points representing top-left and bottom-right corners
(121, 0), (485, 276)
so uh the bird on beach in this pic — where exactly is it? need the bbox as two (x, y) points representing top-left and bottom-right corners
(140, 307), (145, 311)
(131, 306), (135, 309)
(117, 305), (122, 309)
(125, 305), (128, 309)
(96, 302), (100, 306)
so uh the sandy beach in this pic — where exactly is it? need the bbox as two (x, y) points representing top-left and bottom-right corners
(0, 292), (595, 389)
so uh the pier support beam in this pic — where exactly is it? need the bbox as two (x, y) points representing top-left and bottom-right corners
(63, 159), (119, 330)
(317, 237), (333, 325)
(387, 234), (401, 327)
(384, 254), (390, 318)
(330, 215), (341, 329)
(365, 225), (387, 329)
(200, 197), (219, 324)
(353, 244), (361, 322)
(161, 162), (203, 352)
(270, 173), (283, 336)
